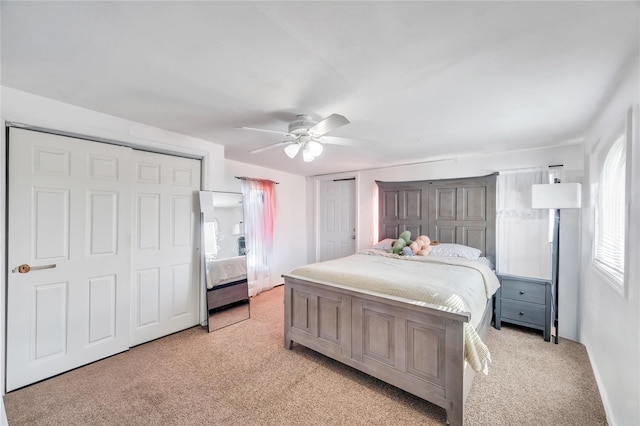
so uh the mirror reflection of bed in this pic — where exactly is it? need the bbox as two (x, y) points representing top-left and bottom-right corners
(199, 191), (249, 332)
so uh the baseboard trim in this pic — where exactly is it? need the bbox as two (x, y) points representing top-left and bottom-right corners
(582, 336), (614, 426)
(1, 397), (8, 426)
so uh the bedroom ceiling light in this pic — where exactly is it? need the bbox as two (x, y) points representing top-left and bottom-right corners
(245, 113), (351, 163)
(302, 145), (315, 162)
(285, 140), (324, 162)
(284, 143), (300, 159)
(307, 140), (323, 157)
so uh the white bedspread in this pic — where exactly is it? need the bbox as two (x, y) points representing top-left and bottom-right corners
(286, 249), (500, 373)
(206, 255), (247, 289)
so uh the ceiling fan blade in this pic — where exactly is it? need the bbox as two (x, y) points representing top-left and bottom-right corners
(308, 114), (350, 137)
(249, 140), (291, 154)
(237, 126), (293, 137)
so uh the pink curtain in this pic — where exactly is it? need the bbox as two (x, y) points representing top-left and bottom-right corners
(240, 178), (277, 296)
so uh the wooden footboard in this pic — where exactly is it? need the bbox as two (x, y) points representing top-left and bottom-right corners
(284, 275), (490, 426)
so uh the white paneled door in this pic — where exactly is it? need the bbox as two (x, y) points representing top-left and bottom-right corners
(7, 128), (133, 391)
(319, 179), (356, 262)
(130, 151), (201, 346)
(6, 129), (202, 391)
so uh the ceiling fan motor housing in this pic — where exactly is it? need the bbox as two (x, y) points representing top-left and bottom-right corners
(288, 114), (317, 135)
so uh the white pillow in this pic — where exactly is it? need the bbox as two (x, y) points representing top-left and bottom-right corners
(429, 243), (482, 259)
(476, 256), (495, 270)
(372, 238), (395, 250)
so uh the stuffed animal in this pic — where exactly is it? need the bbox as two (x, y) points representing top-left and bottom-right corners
(387, 230), (413, 254)
(409, 235), (433, 256)
(402, 246), (413, 256)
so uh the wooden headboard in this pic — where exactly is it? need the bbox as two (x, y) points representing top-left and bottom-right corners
(376, 173), (497, 264)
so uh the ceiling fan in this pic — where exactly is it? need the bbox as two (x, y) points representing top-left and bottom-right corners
(239, 113), (351, 162)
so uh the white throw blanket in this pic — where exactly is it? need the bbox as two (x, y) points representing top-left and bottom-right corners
(286, 249), (501, 374)
(206, 255), (247, 289)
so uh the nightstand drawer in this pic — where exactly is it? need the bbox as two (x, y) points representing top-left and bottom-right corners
(500, 277), (546, 304)
(495, 274), (553, 341)
(501, 300), (545, 326)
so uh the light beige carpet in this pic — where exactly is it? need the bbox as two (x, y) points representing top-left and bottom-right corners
(4, 285), (607, 425)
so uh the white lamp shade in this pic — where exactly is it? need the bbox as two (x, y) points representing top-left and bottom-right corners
(284, 143), (300, 159)
(232, 222), (244, 235)
(307, 140), (324, 156)
(302, 148), (315, 162)
(532, 183), (582, 209)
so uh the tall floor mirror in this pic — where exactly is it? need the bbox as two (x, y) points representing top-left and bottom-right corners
(199, 191), (250, 332)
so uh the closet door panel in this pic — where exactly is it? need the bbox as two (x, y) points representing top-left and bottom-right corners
(7, 128), (132, 391)
(131, 151), (201, 346)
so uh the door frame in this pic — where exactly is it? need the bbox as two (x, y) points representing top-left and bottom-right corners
(1, 121), (210, 395)
(313, 173), (359, 263)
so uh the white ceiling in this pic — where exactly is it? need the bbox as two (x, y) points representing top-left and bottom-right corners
(1, 1), (638, 177)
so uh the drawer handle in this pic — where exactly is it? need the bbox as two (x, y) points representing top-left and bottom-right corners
(519, 311), (525, 316)
(519, 290), (525, 295)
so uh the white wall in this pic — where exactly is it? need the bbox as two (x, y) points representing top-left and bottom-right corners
(309, 144), (585, 343)
(579, 58), (640, 426)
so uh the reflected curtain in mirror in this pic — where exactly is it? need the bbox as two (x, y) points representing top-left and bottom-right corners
(240, 178), (277, 297)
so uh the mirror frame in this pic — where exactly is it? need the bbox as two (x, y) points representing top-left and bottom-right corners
(199, 191), (250, 332)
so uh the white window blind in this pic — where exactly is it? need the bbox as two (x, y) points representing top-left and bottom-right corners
(594, 134), (626, 284)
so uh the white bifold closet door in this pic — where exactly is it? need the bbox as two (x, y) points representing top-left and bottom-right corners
(7, 128), (133, 391)
(130, 151), (201, 346)
(6, 128), (201, 391)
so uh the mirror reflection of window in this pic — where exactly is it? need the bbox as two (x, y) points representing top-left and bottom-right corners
(204, 220), (219, 260)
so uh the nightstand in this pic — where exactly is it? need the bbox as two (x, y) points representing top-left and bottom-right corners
(494, 274), (554, 342)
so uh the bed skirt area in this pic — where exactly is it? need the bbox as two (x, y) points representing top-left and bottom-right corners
(283, 275), (493, 426)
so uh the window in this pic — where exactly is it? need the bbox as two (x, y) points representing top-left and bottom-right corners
(593, 133), (627, 290)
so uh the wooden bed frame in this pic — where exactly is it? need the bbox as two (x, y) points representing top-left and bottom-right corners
(283, 174), (497, 426)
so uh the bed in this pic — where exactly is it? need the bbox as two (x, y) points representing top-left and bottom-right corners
(282, 174), (497, 426)
(205, 255), (249, 312)
(206, 255), (247, 289)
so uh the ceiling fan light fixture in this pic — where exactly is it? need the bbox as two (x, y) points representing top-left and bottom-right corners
(302, 147), (315, 162)
(307, 140), (324, 157)
(244, 113), (352, 160)
(284, 143), (301, 159)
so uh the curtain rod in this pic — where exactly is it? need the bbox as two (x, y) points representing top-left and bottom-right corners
(498, 164), (564, 174)
(235, 176), (280, 184)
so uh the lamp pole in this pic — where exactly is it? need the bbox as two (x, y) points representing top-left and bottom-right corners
(551, 208), (560, 344)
